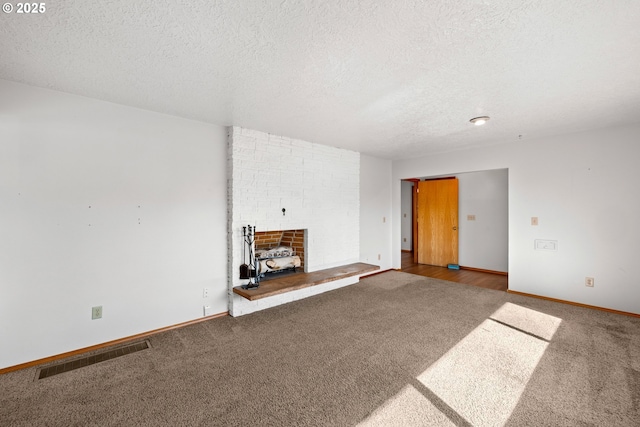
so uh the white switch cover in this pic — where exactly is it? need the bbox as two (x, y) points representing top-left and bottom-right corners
(535, 239), (557, 251)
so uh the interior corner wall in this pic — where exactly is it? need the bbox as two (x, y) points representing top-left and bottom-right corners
(400, 181), (413, 251)
(0, 80), (228, 370)
(227, 127), (360, 316)
(360, 154), (393, 271)
(392, 124), (640, 315)
(456, 169), (508, 272)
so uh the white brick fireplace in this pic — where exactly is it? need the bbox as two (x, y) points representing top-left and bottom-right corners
(227, 127), (360, 316)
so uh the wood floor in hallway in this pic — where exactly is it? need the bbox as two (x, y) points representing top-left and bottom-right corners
(400, 251), (508, 291)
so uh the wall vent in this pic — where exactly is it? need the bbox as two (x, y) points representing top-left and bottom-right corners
(37, 340), (150, 379)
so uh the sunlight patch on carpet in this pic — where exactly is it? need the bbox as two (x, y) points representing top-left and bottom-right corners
(357, 384), (456, 427)
(490, 302), (562, 341)
(416, 303), (562, 427)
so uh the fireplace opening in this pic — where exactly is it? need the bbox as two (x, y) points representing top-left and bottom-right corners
(254, 229), (306, 281)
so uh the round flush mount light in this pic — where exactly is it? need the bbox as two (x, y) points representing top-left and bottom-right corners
(470, 116), (490, 126)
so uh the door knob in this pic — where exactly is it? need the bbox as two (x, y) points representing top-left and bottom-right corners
(453, 226), (457, 231)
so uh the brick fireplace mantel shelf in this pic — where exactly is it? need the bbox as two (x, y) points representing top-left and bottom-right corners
(233, 262), (379, 301)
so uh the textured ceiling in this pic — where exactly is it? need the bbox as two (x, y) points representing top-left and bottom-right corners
(2, 0), (640, 159)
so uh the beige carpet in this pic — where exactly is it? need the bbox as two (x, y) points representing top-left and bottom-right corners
(1, 271), (639, 426)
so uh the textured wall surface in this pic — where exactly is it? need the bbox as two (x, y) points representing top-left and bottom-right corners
(2, 1), (640, 159)
(228, 127), (360, 316)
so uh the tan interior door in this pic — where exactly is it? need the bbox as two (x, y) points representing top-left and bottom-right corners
(417, 178), (459, 266)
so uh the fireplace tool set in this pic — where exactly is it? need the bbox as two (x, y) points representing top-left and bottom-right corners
(239, 225), (260, 289)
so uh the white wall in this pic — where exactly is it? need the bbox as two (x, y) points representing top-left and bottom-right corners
(0, 80), (228, 369)
(228, 127), (361, 316)
(360, 155), (393, 271)
(392, 124), (640, 314)
(457, 169), (508, 272)
(400, 181), (413, 251)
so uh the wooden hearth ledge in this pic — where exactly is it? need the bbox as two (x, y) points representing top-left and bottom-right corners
(233, 262), (379, 301)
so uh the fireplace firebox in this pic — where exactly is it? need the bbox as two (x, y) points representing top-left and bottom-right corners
(253, 229), (306, 281)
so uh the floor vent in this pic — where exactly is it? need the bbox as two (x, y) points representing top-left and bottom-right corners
(37, 340), (150, 379)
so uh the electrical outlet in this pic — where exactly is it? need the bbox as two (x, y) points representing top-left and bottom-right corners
(467, 214), (476, 221)
(531, 217), (539, 226)
(585, 277), (594, 287)
(203, 305), (212, 316)
(91, 306), (102, 320)
(203, 288), (209, 298)
(378, 254), (381, 260)
(382, 216), (386, 223)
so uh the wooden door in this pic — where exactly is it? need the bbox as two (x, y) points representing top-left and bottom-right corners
(417, 178), (459, 266)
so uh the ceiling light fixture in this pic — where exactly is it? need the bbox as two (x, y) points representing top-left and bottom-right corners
(470, 116), (490, 126)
